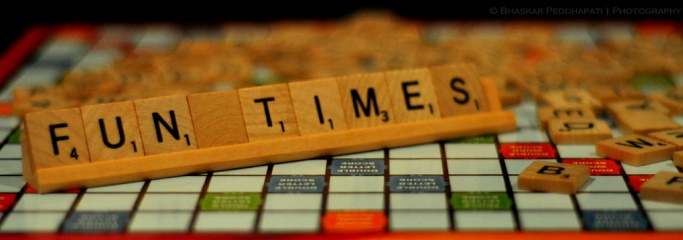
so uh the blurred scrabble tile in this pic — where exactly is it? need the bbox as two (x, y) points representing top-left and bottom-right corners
(640, 171), (683, 205)
(674, 151), (683, 168)
(596, 134), (676, 166)
(24, 107), (91, 169)
(648, 128), (683, 151)
(81, 101), (145, 161)
(517, 161), (590, 194)
(428, 64), (487, 117)
(648, 88), (683, 114)
(187, 90), (248, 148)
(587, 84), (643, 104)
(384, 68), (441, 123)
(540, 89), (603, 114)
(615, 112), (680, 135)
(289, 78), (348, 135)
(606, 99), (671, 118)
(239, 84), (299, 141)
(337, 72), (395, 129)
(536, 106), (596, 130)
(548, 119), (612, 144)
(134, 95), (197, 155)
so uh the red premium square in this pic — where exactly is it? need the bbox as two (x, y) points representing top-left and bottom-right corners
(0, 194), (16, 211)
(628, 175), (654, 193)
(563, 159), (622, 176)
(500, 143), (556, 159)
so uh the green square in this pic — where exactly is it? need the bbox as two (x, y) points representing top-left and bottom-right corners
(8, 129), (22, 144)
(448, 135), (495, 144)
(200, 193), (262, 211)
(451, 193), (512, 210)
(630, 74), (674, 95)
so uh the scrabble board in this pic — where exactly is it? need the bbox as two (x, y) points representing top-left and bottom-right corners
(1, 14), (683, 239)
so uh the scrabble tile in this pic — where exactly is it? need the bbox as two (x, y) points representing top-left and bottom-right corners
(587, 84), (643, 104)
(390, 211), (449, 231)
(428, 64), (487, 117)
(518, 211), (581, 231)
(615, 111), (680, 135)
(606, 99), (670, 118)
(453, 211), (515, 230)
(337, 72), (395, 129)
(187, 90), (248, 148)
(548, 119), (612, 144)
(540, 89), (603, 115)
(648, 88), (683, 114)
(81, 101), (145, 161)
(239, 84), (300, 141)
(517, 161), (590, 194)
(288, 78), (348, 135)
(384, 68), (441, 123)
(134, 95), (197, 155)
(649, 128), (683, 150)
(676, 151), (683, 168)
(536, 106), (596, 130)
(326, 193), (383, 210)
(640, 171), (683, 205)
(24, 107), (91, 169)
(596, 134), (676, 166)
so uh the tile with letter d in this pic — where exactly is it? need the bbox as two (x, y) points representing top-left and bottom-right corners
(134, 95), (197, 155)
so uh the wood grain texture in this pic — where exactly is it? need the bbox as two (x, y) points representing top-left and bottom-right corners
(337, 72), (395, 129)
(239, 84), (300, 142)
(648, 128), (683, 151)
(134, 95), (197, 155)
(518, 161), (590, 194)
(81, 101), (145, 161)
(429, 64), (487, 117)
(187, 90), (248, 148)
(24, 107), (91, 169)
(615, 111), (680, 135)
(548, 119), (612, 144)
(384, 68), (441, 123)
(536, 106), (596, 131)
(289, 78), (348, 135)
(595, 134), (676, 166)
(640, 171), (683, 205)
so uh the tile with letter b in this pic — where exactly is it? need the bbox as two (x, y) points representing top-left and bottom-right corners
(289, 78), (348, 136)
(239, 84), (300, 142)
(640, 171), (683, 205)
(428, 64), (487, 117)
(517, 161), (590, 194)
(337, 72), (395, 129)
(134, 95), (197, 155)
(384, 68), (441, 123)
(81, 101), (144, 161)
(24, 107), (91, 169)
(187, 90), (248, 148)
(596, 134), (676, 166)
(548, 119), (612, 144)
